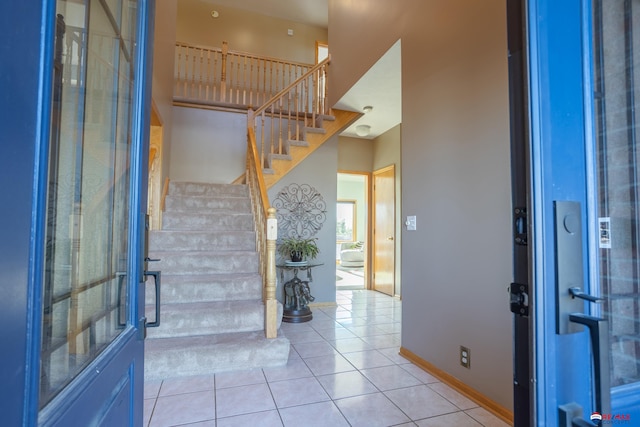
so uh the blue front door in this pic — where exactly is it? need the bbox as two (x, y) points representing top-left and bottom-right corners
(526, 0), (640, 425)
(0, 1), (154, 425)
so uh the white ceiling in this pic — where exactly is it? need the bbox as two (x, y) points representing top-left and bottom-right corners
(334, 40), (402, 140)
(201, 0), (401, 140)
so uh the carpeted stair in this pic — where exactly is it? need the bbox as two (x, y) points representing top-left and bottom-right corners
(144, 182), (289, 380)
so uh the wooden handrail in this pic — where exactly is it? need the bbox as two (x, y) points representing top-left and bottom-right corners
(246, 126), (278, 339)
(174, 41), (315, 108)
(253, 55), (330, 117)
(247, 126), (270, 216)
(175, 42), (314, 68)
(249, 55), (331, 175)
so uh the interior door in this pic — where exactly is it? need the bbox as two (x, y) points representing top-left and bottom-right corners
(0, 0), (154, 425)
(522, 0), (640, 424)
(373, 165), (396, 296)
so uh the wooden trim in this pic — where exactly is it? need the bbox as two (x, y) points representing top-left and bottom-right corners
(176, 41), (315, 68)
(247, 127), (270, 217)
(160, 177), (170, 212)
(336, 199), (357, 243)
(372, 165), (396, 296)
(253, 56), (331, 117)
(231, 173), (246, 185)
(150, 99), (163, 126)
(308, 302), (338, 308)
(336, 170), (371, 289)
(315, 40), (328, 64)
(399, 347), (514, 425)
(173, 100), (250, 114)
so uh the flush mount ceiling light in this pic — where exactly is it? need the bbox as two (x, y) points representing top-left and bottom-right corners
(211, 10), (219, 18)
(363, 105), (373, 113)
(355, 124), (371, 137)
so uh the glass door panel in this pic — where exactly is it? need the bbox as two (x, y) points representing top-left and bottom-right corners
(593, 0), (640, 406)
(41, 0), (137, 408)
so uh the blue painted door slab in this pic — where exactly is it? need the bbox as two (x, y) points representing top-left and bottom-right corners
(0, 1), (154, 425)
(526, 0), (640, 425)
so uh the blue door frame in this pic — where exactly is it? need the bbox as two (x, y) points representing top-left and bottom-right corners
(528, 0), (594, 423)
(527, 0), (640, 424)
(0, 1), (155, 425)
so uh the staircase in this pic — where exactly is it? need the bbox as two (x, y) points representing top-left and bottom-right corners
(260, 108), (361, 188)
(144, 182), (290, 380)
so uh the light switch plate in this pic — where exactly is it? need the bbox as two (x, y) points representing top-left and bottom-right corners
(405, 215), (417, 231)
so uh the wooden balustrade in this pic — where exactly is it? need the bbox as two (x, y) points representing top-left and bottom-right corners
(246, 127), (278, 338)
(174, 41), (315, 108)
(250, 56), (330, 171)
(244, 57), (330, 339)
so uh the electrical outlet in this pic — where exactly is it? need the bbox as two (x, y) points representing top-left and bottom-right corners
(460, 346), (470, 369)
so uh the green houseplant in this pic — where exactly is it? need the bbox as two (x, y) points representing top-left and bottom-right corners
(278, 237), (320, 263)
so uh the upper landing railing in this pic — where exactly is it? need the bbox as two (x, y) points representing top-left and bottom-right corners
(174, 41), (315, 108)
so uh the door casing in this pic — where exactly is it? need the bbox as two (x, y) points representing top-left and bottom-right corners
(373, 165), (396, 296)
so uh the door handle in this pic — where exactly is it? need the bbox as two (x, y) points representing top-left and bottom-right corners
(569, 313), (611, 417)
(569, 287), (604, 303)
(387, 236), (394, 241)
(144, 270), (161, 328)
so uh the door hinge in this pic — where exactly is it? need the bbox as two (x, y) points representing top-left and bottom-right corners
(510, 283), (529, 316)
(514, 207), (527, 245)
(138, 317), (147, 340)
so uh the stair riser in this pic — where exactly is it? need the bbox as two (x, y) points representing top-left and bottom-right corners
(144, 335), (289, 380)
(165, 195), (252, 213)
(169, 182), (248, 197)
(144, 275), (262, 304)
(156, 253), (259, 275)
(162, 213), (254, 231)
(149, 231), (256, 252)
(146, 305), (264, 338)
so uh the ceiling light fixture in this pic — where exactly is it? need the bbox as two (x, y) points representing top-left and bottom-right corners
(355, 124), (371, 137)
(363, 105), (373, 113)
(211, 10), (219, 18)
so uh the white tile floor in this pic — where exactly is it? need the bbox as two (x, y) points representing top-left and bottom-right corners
(144, 290), (511, 427)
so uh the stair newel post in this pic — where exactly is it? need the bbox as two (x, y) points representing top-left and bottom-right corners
(265, 207), (278, 338)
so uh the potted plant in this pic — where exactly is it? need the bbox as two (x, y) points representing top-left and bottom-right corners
(278, 237), (320, 263)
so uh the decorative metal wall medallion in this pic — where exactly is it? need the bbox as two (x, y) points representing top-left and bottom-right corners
(273, 183), (327, 239)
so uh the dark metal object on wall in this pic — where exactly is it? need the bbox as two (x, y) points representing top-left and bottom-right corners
(273, 183), (327, 239)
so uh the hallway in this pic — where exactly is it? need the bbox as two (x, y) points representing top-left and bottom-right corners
(143, 290), (509, 426)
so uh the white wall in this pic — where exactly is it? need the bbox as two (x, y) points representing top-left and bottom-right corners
(169, 107), (247, 183)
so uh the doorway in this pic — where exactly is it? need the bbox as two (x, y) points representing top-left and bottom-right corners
(336, 172), (369, 290)
(372, 165), (396, 296)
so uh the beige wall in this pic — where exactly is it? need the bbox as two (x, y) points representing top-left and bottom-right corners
(337, 136), (373, 172)
(373, 125), (402, 296)
(268, 138), (339, 305)
(329, 0), (513, 411)
(152, 0), (178, 182)
(177, 0), (327, 64)
(170, 107), (247, 183)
